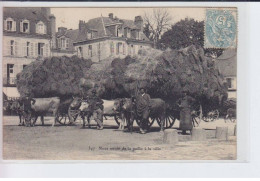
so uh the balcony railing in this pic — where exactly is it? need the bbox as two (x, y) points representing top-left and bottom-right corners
(3, 77), (17, 86)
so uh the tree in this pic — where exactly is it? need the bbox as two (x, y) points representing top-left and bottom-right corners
(159, 18), (223, 57)
(143, 8), (172, 48)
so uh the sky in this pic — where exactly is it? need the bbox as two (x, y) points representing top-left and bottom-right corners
(51, 7), (205, 31)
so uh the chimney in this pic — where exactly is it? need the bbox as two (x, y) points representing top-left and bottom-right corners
(79, 20), (85, 30)
(49, 14), (56, 49)
(58, 27), (67, 34)
(41, 7), (51, 18)
(134, 16), (143, 32)
(109, 13), (113, 19)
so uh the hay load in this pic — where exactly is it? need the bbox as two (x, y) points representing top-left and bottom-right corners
(85, 45), (228, 109)
(16, 56), (92, 98)
(17, 45), (227, 110)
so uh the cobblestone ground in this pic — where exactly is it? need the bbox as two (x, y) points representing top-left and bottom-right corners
(2, 116), (236, 160)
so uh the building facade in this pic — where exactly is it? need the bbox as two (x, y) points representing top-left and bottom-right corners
(74, 13), (152, 62)
(51, 27), (78, 57)
(3, 7), (55, 92)
(216, 49), (237, 99)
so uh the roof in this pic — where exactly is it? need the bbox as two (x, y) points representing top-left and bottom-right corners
(3, 7), (49, 22)
(75, 17), (106, 42)
(215, 49), (237, 77)
(57, 29), (79, 41)
(75, 15), (149, 43)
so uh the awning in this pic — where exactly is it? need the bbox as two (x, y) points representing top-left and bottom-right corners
(2, 87), (20, 99)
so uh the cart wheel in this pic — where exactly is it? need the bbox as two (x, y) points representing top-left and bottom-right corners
(192, 116), (201, 127)
(156, 115), (176, 129)
(68, 107), (80, 123)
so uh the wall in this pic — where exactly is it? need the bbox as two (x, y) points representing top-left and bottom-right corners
(75, 39), (151, 62)
(51, 51), (76, 57)
(3, 35), (51, 85)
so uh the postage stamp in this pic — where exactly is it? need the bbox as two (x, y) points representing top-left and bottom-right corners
(205, 8), (237, 48)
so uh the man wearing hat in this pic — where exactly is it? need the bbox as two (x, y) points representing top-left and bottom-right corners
(22, 93), (36, 126)
(88, 88), (104, 130)
(178, 90), (195, 135)
(136, 87), (151, 134)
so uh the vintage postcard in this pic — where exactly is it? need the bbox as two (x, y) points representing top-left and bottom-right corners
(2, 6), (237, 160)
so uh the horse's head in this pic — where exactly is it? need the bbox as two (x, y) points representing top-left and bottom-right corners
(113, 98), (132, 113)
(3, 100), (12, 111)
(70, 96), (82, 109)
(10, 100), (22, 111)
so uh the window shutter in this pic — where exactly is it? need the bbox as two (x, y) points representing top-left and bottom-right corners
(20, 21), (23, 32)
(3, 64), (7, 81)
(3, 38), (9, 56)
(4, 20), (7, 30)
(13, 21), (16, 31)
(36, 24), (38, 34)
(22, 41), (26, 57)
(44, 24), (47, 34)
(45, 43), (49, 57)
(27, 22), (30, 33)
(35, 43), (38, 56)
(14, 41), (18, 56)
(30, 42), (34, 57)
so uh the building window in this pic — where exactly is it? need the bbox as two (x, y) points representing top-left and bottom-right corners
(131, 44), (135, 55)
(58, 38), (69, 49)
(88, 45), (92, 57)
(5, 18), (16, 32)
(21, 20), (29, 33)
(226, 78), (235, 90)
(36, 21), (46, 34)
(38, 43), (44, 56)
(110, 42), (114, 55)
(123, 43), (125, 55)
(26, 42), (30, 56)
(66, 39), (69, 48)
(78, 47), (83, 57)
(10, 40), (14, 55)
(7, 64), (15, 85)
(87, 32), (92, 39)
(7, 21), (13, 31)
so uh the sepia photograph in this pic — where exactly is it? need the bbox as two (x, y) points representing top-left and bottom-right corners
(2, 6), (237, 160)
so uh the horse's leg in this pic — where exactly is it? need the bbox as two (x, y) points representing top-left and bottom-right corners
(52, 109), (58, 127)
(87, 114), (91, 128)
(81, 113), (86, 128)
(41, 116), (44, 126)
(18, 113), (22, 126)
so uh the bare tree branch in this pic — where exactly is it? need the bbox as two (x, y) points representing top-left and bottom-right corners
(143, 8), (172, 48)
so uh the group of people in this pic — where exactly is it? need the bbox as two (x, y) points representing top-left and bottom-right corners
(81, 87), (195, 135)
(18, 87), (195, 135)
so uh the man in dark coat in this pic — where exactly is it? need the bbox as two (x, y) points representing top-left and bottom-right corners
(178, 91), (195, 135)
(88, 89), (104, 130)
(23, 94), (36, 113)
(22, 93), (36, 126)
(136, 88), (151, 134)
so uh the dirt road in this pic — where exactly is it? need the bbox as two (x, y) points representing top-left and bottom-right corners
(2, 116), (236, 160)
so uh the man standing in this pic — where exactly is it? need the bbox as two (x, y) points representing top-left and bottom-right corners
(178, 90), (195, 135)
(88, 89), (104, 130)
(136, 88), (151, 134)
(22, 93), (36, 126)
